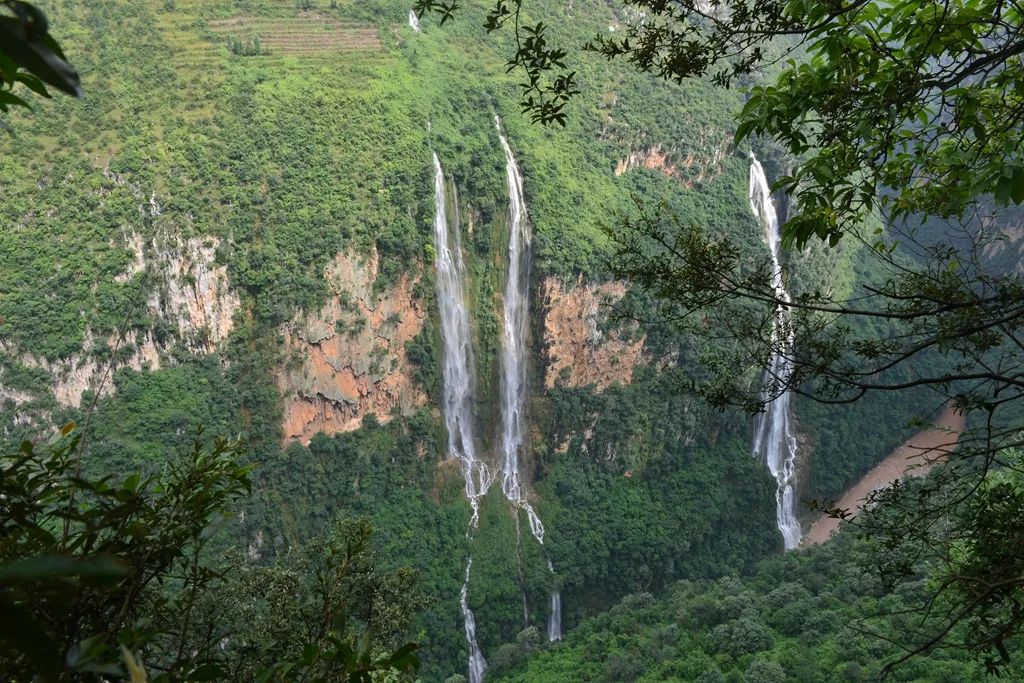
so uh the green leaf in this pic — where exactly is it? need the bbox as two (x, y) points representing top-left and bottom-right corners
(14, 71), (50, 97)
(386, 642), (419, 671)
(123, 473), (141, 493)
(0, 15), (81, 97)
(995, 174), (1013, 203)
(1010, 168), (1024, 205)
(734, 119), (754, 142)
(0, 595), (60, 678)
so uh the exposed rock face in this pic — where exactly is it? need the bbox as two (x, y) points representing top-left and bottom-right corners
(541, 276), (645, 391)
(614, 134), (730, 187)
(615, 144), (676, 177)
(279, 249), (427, 444)
(980, 211), (1024, 274)
(123, 231), (240, 352)
(3, 230), (238, 409)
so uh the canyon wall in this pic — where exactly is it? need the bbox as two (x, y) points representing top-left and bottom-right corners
(541, 276), (645, 391)
(278, 249), (427, 443)
(2, 231), (238, 411)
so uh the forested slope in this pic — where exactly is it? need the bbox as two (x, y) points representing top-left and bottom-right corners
(492, 527), (1024, 682)
(0, 0), (942, 678)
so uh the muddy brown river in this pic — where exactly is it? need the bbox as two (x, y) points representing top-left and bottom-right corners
(803, 406), (966, 546)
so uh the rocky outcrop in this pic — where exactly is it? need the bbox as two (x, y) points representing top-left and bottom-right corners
(278, 249), (427, 444)
(121, 231), (240, 352)
(614, 134), (730, 187)
(979, 211), (1024, 274)
(3, 328), (161, 410)
(3, 230), (238, 409)
(615, 144), (676, 177)
(541, 276), (646, 391)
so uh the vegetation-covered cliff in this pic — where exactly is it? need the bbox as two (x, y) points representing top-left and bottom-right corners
(0, 0), (974, 679)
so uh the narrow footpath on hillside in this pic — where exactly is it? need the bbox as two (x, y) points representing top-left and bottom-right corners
(804, 406), (966, 546)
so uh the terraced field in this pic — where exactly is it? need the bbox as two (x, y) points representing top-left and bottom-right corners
(148, 1), (391, 114)
(208, 14), (382, 55)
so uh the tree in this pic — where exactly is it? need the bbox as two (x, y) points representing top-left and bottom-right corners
(743, 660), (786, 683)
(590, 0), (1024, 247)
(416, 0), (1024, 673)
(0, 428), (422, 682)
(593, 3), (1024, 672)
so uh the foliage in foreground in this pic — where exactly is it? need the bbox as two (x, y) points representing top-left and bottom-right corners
(0, 428), (422, 682)
(0, 0), (80, 120)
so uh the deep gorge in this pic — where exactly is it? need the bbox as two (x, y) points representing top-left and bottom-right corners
(1, 0), (1015, 680)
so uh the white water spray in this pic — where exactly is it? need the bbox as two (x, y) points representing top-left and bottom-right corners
(432, 153), (492, 681)
(546, 559), (562, 642)
(495, 116), (546, 544)
(748, 153), (802, 550)
(432, 152), (493, 527)
(408, 9), (420, 32)
(461, 559), (487, 683)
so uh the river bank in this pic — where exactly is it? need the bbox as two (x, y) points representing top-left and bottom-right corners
(803, 406), (966, 546)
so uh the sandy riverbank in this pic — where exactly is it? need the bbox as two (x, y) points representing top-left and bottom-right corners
(803, 406), (966, 546)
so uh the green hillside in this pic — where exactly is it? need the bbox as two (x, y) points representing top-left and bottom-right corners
(491, 525), (1024, 682)
(0, 1), (951, 679)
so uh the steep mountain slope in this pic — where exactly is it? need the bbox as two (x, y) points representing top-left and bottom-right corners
(0, 0), (932, 679)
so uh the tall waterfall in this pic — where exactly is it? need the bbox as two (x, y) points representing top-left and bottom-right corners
(748, 153), (802, 550)
(495, 116), (546, 544)
(432, 153), (491, 682)
(408, 9), (420, 32)
(432, 152), (493, 526)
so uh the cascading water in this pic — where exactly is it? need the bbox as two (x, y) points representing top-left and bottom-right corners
(546, 559), (562, 642)
(495, 116), (546, 544)
(435, 127), (568, 670)
(460, 559), (487, 683)
(432, 152), (492, 681)
(495, 118), (565, 645)
(748, 153), (802, 550)
(432, 152), (493, 527)
(408, 9), (420, 32)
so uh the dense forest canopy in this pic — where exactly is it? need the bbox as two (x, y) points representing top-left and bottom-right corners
(414, 0), (1024, 671)
(1, 0), (1023, 681)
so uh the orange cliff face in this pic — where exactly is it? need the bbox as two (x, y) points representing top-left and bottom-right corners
(541, 276), (646, 392)
(277, 271), (653, 445)
(278, 249), (427, 444)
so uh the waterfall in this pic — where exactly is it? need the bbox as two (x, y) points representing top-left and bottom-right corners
(461, 559), (487, 683)
(495, 116), (546, 544)
(495, 118), (566, 645)
(408, 9), (420, 32)
(748, 153), (802, 550)
(432, 152), (493, 527)
(435, 125), (568, 667)
(432, 153), (491, 681)
(546, 559), (562, 642)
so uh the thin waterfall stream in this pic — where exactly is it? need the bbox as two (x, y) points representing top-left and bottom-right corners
(547, 559), (562, 642)
(748, 153), (802, 550)
(495, 116), (544, 543)
(495, 117), (562, 643)
(431, 152), (491, 681)
(460, 559), (487, 683)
